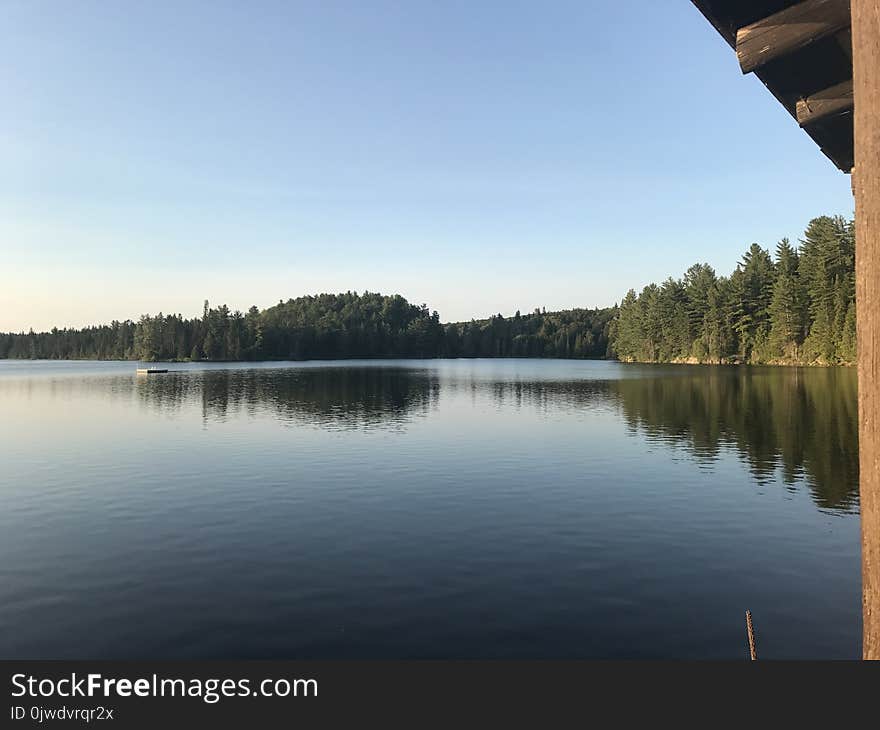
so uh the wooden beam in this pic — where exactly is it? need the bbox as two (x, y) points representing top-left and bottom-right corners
(853, 0), (880, 661)
(796, 79), (854, 125)
(736, 0), (852, 74)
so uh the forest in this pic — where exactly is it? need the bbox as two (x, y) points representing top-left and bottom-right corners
(0, 215), (854, 365)
(0, 292), (612, 362)
(609, 215), (856, 365)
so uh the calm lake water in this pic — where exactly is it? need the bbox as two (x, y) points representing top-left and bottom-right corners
(0, 359), (860, 659)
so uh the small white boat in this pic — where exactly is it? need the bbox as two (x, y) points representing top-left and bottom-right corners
(136, 368), (169, 375)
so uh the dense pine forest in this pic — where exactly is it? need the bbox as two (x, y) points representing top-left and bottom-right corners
(445, 308), (614, 358)
(609, 215), (856, 365)
(0, 293), (612, 362)
(0, 214), (854, 365)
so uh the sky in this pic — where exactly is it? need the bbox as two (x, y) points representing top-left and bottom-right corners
(0, 0), (856, 331)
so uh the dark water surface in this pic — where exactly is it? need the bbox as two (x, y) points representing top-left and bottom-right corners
(0, 359), (860, 658)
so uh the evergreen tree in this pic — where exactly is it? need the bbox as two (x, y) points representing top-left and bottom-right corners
(766, 239), (804, 361)
(605, 215), (856, 366)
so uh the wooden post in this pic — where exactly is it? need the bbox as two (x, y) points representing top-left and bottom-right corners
(745, 610), (758, 660)
(853, 0), (880, 660)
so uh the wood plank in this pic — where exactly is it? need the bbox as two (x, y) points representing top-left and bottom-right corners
(853, 0), (880, 660)
(796, 79), (854, 125)
(736, 0), (852, 73)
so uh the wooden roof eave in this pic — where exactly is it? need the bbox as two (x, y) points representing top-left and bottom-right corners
(692, 0), (854, 172)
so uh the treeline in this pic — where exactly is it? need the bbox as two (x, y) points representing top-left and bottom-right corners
(0, 293), (443, 361)
(0, 213), (855, 366)
(445, 308), (614, 358)
(0, 292), (612, 362)
(609, 215), (856, 365)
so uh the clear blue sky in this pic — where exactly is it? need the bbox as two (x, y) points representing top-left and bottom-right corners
(0, 0), (855, 331)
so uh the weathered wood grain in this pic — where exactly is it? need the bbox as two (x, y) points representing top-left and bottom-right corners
(853, 0), (880, 661)
(796, 79), (854, 125)
(736, 0), (851, 73)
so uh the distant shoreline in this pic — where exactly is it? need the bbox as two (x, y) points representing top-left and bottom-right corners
(0, 354), (855, 368)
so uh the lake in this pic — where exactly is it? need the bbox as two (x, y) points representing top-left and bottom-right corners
(0, 358), (860, 659)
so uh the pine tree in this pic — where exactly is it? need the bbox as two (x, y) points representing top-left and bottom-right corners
(767, 238), (804, 361)
(683, 263), (717, 357)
